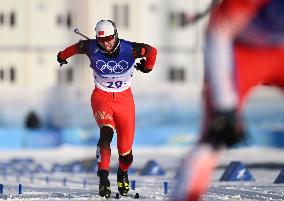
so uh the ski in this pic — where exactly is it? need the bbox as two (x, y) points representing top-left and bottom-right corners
(114, 192), (140, 199)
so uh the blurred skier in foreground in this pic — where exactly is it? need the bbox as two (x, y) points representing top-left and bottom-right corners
(57, 20), (157, 198)
(175, 0), (284, 200)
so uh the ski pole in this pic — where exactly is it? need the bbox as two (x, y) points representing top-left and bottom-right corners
(163, 181), (168, 194)
(74, 28), (90, 40)
(0, 184), (3, 194)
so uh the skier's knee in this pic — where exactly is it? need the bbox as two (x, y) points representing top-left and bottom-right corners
(119, 151), (133, 165)
(98, 126), (114, 147)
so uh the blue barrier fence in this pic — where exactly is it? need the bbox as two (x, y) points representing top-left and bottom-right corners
(0, 126), (284, 149)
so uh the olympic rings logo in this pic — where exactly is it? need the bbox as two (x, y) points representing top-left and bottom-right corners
(95, 60), (129, 74)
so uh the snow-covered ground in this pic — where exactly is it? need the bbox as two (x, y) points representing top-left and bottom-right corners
(0, 146), (284, 200)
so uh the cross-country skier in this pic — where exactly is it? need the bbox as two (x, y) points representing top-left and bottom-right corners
(57, 20), (157, 198)
(175, 0), (284, 200)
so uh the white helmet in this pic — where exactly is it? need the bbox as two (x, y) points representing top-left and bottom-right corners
(95, 20), (117, 37)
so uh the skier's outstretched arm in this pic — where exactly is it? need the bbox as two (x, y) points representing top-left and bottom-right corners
(57, 40), (89, 66)
(132, 42), (157, 73)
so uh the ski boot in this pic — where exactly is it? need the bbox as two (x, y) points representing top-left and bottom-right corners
(117, 168), (129, 196)
(98, 170), (111, 198)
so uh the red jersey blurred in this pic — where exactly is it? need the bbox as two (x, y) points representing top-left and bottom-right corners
(205, 0), (284, 111)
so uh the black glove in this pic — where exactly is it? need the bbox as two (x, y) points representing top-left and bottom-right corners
(57, 52), (68, 66)
(134, 57), (151, 73)
(201, 109), (245, 148)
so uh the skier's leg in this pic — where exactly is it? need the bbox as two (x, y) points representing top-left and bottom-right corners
(96, 126), (114, 197)
(91, 88), (115, 197)
(91, 88), (116, 169)
(112, 88), (135, 196)
(174, 42), (240, 201)
(96, 127), (114, 198)
(96, 126), (114, 170)
(174, 144), (221, 201)
(113, 88), (135, 170)
(173, 82), (224, 201)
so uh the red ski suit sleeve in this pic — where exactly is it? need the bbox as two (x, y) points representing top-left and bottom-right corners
(58, 40), (88, 60)
(131, 42), (157, 71)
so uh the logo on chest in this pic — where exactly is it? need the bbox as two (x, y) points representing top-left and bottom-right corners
(95, 60), (129, 74)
